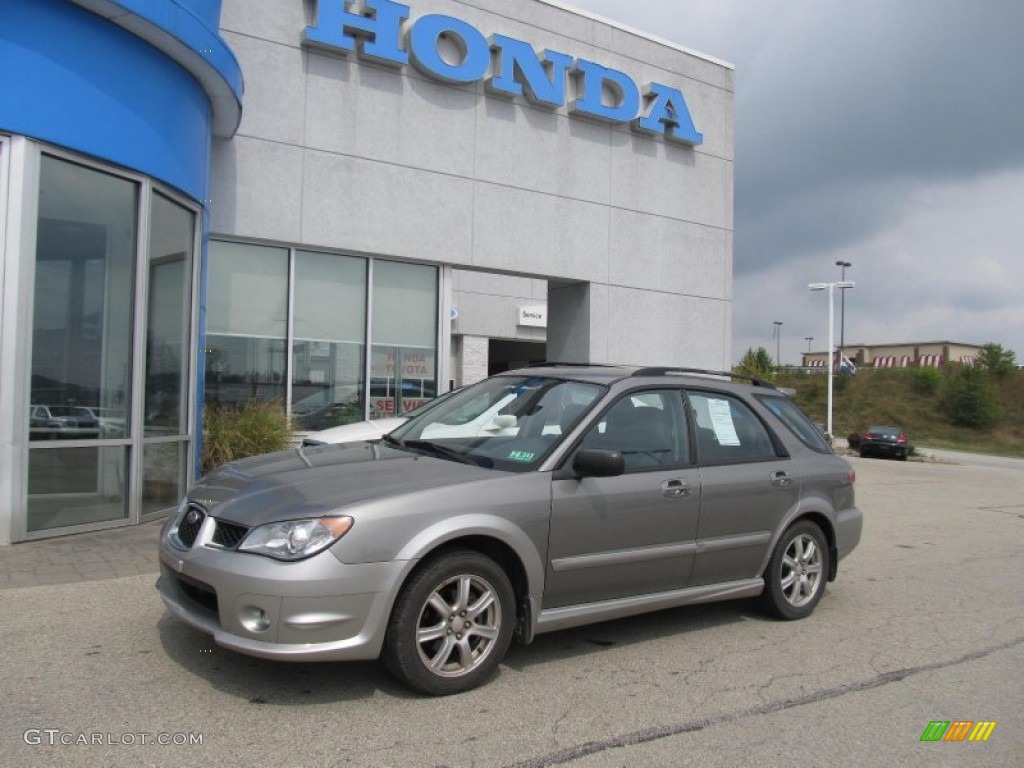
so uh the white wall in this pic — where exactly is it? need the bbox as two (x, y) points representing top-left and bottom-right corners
(213, 0), (734, 369)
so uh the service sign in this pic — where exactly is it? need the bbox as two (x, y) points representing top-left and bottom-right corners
(304, 0), (704, 146)
(517, 305), (547, 328)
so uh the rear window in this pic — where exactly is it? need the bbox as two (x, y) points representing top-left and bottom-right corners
(755, 394), (832, 453)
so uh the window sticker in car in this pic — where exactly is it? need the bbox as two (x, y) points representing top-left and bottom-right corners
(707, 398), (741, 446)
(506, 450), (536, 462)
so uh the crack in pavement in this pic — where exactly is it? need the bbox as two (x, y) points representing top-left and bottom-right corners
(504, 634), (1024, 768)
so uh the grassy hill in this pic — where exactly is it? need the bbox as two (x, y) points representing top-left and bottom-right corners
(774, 367), (1024, 457)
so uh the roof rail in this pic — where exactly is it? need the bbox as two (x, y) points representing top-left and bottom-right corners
(630, 367), (777, 389)
(521, 362), (622, 369)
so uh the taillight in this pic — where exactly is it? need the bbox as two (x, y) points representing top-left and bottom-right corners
(863, 432), (874, 440)
(849, 468), (856, 484)
(897, 435), (907, 444)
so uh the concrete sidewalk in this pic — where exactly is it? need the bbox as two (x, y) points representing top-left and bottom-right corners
(0, 519), (163, 590)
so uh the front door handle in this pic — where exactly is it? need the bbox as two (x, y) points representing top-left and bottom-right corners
(770, 471), (792, 487)
(661, 479), (690, 498)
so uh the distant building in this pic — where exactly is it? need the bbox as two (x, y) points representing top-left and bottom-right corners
(803, 341), (985, 369)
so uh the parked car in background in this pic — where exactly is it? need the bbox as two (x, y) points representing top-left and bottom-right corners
(858, 425), (909, 460)
(159, 365), (862, 695)
(29, 405), (101, 439)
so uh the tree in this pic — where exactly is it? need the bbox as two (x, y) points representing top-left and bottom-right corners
(975, 343), (1017, 378)
(735, 347), (775, 380)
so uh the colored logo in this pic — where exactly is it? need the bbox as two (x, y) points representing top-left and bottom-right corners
(304, 0), (704, 146)
(920, 721), (997, 742)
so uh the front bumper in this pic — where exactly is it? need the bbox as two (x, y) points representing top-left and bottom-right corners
(157, 526), (409, 662)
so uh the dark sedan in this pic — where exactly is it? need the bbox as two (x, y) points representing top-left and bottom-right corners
(859, 425), (910, 460)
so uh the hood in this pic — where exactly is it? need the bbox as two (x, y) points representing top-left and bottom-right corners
(190, 442), (500, 527)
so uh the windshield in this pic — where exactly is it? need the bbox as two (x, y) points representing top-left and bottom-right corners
(389, 375), (604, 471)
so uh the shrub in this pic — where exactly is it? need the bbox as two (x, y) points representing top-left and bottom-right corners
(941, 366), (1000, 430)
(846, 432), (862, 449)
(910, 366), (942, 396)
(202, 400), (293, 473)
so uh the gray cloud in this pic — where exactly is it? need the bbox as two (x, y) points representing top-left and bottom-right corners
(565, 0), (1024, 358)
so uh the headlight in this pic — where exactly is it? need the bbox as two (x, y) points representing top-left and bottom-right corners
(238, 517), (353, 561)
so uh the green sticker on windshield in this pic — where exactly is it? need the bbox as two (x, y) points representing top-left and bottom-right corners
(507, 450), (536, 462)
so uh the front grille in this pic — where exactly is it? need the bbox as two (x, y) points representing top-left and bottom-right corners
(175, 505), (206, 548)
(212, 520), (249, 549)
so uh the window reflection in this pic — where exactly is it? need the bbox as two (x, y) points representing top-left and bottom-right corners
(27, 447), (129, 532)
(145, 193), (194, 436)
(30, 156), (136, 439)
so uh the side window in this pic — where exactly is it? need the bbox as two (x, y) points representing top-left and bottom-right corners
(579, 389), (688, 470)
(688, 391), (777, 464)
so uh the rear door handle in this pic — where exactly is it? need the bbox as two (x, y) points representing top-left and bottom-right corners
(661, 479), (690, 498)
(770, 471), (792, 487)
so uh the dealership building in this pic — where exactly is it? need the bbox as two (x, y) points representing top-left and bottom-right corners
(0, 0), (734, 542)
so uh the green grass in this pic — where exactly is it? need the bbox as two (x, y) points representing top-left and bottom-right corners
(776, 368), (1024, 458)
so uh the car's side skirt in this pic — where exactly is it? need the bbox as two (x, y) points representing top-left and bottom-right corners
(533, 578), (764, 636)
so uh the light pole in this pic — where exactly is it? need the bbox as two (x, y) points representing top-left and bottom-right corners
(809, 280), (855, 438)
(835, 260), (852, 366)
(773, 320), (783, 371)
(805, 336), (814, 352)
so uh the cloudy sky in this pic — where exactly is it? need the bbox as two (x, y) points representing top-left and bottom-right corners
(565, 0), (1024, 364)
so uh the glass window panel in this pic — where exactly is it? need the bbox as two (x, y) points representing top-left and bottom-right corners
(371, 260), (437, 346)
(204, 335), (286, 408)
(291, 251), (367, 430)
(689, 391), (778, 463)
(30, 156), (136, 439)
(205, 241), (288, 408)
(207, 241), (287, 337)
(27, 446), (129, 531)
(145, 193), (194, 436)
(370, 261), (438, 419)
(142, 441), (187, 517)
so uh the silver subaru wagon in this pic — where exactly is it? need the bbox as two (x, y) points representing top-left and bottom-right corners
(158, 366), (862, 695)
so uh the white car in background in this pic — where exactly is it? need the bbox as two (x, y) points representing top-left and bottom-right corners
(300, 390), (462, 447)
(301, 416), (409, 447)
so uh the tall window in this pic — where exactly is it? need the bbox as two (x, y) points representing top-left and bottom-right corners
(291, 251), (366, 430)
(204, 241), (288, 408)
(27, 156), (137, 531)
(141, 193), (195, 515)
(370, 260), (439, 419)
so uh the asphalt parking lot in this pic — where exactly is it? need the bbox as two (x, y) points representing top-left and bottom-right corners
(1, 451), (1021, 767)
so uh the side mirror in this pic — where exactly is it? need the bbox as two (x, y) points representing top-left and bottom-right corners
(573, 448), (625, 478)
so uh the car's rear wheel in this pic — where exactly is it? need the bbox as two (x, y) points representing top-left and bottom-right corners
(384, 549), (515, 695)
(758, 521), (830, 620)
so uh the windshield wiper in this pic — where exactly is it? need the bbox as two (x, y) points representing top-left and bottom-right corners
(381, 433), (404, 448)
(401, 439), (475, 465)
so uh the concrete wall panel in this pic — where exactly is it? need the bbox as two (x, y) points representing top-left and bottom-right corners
(300, 150), (475, 262)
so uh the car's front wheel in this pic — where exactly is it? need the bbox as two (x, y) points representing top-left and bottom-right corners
(758, 521), (830, 620)
(384, 549), (515, 695)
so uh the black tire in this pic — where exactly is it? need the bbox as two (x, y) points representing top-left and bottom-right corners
(859, 448), (869, 458)
(758, 521), (830, 620)
(384, 549), (515, 695)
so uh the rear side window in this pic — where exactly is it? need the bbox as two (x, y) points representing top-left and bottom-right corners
(756, 394), (832, 453)
(687, 391), (778, 464)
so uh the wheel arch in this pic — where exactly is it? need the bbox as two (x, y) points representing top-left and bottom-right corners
(792, 510), (838, 581)
(760, 506), (839, 582)
(391, 516), (544, 642)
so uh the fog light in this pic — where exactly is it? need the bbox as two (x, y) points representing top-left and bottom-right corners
(240, 606), (271, 633)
